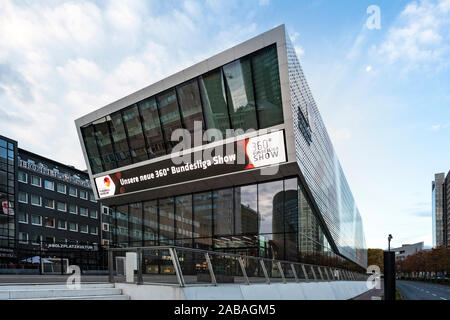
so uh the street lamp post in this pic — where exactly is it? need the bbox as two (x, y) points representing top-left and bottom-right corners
(388, 234), (393, 252)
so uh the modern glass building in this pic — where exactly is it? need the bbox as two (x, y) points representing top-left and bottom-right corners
(75, 25), (367, 270)
(432, 172), (449, 248)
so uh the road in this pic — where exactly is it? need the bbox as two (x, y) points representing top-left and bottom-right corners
(397, 280), (450, 300)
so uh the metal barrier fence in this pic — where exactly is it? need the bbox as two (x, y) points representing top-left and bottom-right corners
(108, 246), (368, 287)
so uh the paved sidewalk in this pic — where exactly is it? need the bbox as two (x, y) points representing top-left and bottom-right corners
(352, 280), (384, 300)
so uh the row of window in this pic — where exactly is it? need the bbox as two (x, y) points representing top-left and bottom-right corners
(17, 213), (98, 234)
(18, 171), (96, 201)
(18, 192), (98, 218)
(18, 232), (97, 245)
(82, 44), (284, 174)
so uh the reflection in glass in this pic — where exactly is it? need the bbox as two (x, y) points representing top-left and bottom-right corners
(159, 197), (175, 245)
(193, 191), (213, 248)
(234, 185), (258, 235)
(81, 125), (103, 174)
(157, 90), (183, 153)
(199, 69), (231, 140)
(252, 44), (283, 128)
(138, 97), (166, 158)
(129, 202), (142, 246)
(176, 79), (204, 147)
(213, 188), (233, 236)
(143, 200), (158, 245)
(109, 112), (132, 167)
(122, 105), (148, 162)
(115, 205), (129, 247)
(175, 195), (194, 247)
(223, 57), (258, 131)
(93, 118), (117, 171)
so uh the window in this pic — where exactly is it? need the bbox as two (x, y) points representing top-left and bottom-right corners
(19, 232), (28, 244)
(44, 180), (54, 191)
(213, 188), (234, 236)
(156, 90), (183, 153)
(89, 209), (98, 219)
(79, 224), (88, 233)
(57, 183), (66, 194)
(143, 200), (158, 244)
(89, 192), (96, 202)
(115, 205), (129, 246)
(32, 235), (42, 245)
(108, 112), (132, 167)
(103, 206), (109, 215)
(56, 202), (66, 212)
(223, 57), (258, 131)
(68, 187), (77, 197)
(90, 226), (98, 235)
(193, 192), (213, 247)
(176, 79), (204, 145)
(175, 195), (193, 243)
(69, 222), (78, 232)
(93, 117), (117, 171)
(79, 190), (87, 200)
(199, 69), (231, 140)
(122, 105), (148, 162)
(252, 44), (283, 128)
(30, 175), (41, 187)
(102, 223), (110, 232)
(69, 204), (77, 214)
(44, 216), (55, 228)
(18, 171), (27, 183)
(138, 97), (166, 159)
(43, 198), (55, 209)
(129, 202), (142, 246)
(18, 191), (28, 203)
(81, 124), (103, 174)
(30, 194), (41, 206)
(58, 220), (67, 230)
(235, 184), (258, 235)
(31, 214), (42, 226)
(18, 212), (28, 224)
(79, 207), (88, 216)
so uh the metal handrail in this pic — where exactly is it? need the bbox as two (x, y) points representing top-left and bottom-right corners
(107, 245), (367, 287)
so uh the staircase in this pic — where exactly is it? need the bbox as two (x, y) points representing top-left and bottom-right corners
(0, 283), (129, 300)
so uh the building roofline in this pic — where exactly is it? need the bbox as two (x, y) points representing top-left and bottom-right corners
(74, 24), (286, 128)
(18, 148), (88, 177)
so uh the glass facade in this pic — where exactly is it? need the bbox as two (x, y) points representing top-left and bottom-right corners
(108, 177), (356, 269)
(81, 44), (283, 174)
(0, 137), (16, 248)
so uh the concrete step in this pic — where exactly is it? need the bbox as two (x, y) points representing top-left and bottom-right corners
(22, 294), (130, 300)
(1, 288), (123, 300)
(0, 283), (114, 290)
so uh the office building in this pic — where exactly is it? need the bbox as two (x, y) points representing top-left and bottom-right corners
(392, 242), (424, 260)
(75, 25), (367, 270)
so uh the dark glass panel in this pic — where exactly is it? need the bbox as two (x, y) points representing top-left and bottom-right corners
(143, 200), (158, 245)
(129, 202), (142, 246)
(234, 184), (258, 235)
(138, 97), (166, 158)
(175, 194), (193, 247)
(159, 197), (175, 245)
(258, 180), (283, 235)
(284, 178), (299, 261)
(176, 79), (204, 147)
(252, 44), (283, 128)
(223, 57), (258, 131)
(213, 188), (233, 236)
(109, 112), (132, 167)
(122, 105), (148, 162)
(156, 90), (183, 153)
(115, 205), (129, 247)
(193, 191), (213, 249)
(93, 117), (117, 171)
(81, 125), (103, 174)
(199, 69), (231, 140)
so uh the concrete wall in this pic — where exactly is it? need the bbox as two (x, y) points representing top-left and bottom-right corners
(116, 281), (372, 300)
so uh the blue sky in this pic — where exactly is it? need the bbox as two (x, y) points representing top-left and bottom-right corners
(0, 0), (449, 249)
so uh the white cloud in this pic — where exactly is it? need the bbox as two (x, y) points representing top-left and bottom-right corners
(294, 45), (305, 56)
(365, 65), (372, 72)
(376, 0), (450, 70)
(0, 0), (264, 169)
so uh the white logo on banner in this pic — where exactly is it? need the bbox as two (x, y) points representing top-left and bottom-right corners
(95, 175), (116, 199)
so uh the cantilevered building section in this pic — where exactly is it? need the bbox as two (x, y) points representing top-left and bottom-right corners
(75, 25), (367, 269)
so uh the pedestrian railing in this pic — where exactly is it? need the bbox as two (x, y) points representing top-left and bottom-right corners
(107, 246), (368, 287)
